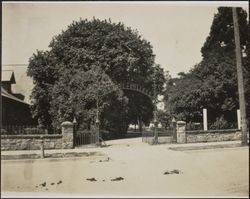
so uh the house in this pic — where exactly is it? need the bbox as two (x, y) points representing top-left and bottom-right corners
(1, 70), (36, 126)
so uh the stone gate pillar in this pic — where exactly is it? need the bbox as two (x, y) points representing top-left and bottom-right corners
(61, 121), (74, 149)
(176, 121), (186, 144)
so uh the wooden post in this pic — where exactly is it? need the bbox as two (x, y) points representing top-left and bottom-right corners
(40, 136), (44, 158)
(203, 108), (208, 131)
(237, 109), (241, 130)
(232, 8), (248, 145)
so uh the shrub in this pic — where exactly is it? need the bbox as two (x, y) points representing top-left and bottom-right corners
(209, 116), (233, 130)
(24, 128), (47, 134)
(1, 128), (7, 134)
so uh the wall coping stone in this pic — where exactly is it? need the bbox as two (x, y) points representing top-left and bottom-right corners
(186, 129), (240, 134)
(61, 121), (73, 127)
(177, 121), (186, 125)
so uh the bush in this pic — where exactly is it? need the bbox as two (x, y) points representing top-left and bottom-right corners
(186, 122), (202, 130)
(209, 116), (235, 130)
(24, 128), (47, 134)
(1, 128), (7, 134)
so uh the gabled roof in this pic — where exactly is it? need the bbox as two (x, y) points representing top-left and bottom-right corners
(1, 70), (16, 84)
(1, 87), (30, 105)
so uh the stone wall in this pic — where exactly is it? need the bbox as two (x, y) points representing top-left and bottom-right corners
(1, 134), (63, 151)
(1, 121), (74, 151)
(186, 129), (241, 143)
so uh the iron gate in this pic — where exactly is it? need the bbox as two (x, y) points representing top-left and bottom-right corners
(142, 127), (176, 144)
(74, 130), (98, 147)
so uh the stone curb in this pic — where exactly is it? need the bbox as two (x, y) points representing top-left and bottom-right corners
(169, 143), (248, 151)
(1, 151), (104, 161)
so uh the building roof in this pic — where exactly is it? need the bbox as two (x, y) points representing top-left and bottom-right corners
(1, 70), (16, 84)
(1, 87), (30, 105)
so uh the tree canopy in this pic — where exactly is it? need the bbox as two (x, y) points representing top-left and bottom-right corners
(163, 7), (249, 128)
(27, 18), (165, 133)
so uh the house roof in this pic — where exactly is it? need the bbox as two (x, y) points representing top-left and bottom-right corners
(1, 70), (16, 84)
(1, 87), (30, 105)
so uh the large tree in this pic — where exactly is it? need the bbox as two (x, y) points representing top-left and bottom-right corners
(164, 7), (249, 128)
(27, 18), (164, 134)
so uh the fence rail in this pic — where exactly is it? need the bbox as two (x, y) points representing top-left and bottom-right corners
(1, 125), (61, 135)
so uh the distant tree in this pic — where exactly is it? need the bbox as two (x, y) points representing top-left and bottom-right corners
(164, 72), (204, 122)
(27, 18), (165, 133)
(157, 109), (172, 129)
(164, 7), (249, 126)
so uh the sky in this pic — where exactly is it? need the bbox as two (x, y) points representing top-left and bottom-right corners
(2, 1), (249, 103)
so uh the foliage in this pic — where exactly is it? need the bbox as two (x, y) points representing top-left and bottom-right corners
(186, 122), (202, 131)
(163, 7), (249, 125)
(156, 109), (172, 129)
(27, 51), (57, 126)
(27, 18), (165, 133)
(49, 65), (120, 128)
(209, 115), (236, 130)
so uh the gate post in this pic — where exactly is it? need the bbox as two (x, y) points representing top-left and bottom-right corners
(61, 121), (74, 149)
(172, 118), (177, 143)
(176, 121), (186, 144)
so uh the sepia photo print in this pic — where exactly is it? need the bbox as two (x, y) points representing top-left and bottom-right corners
(1, 1), (249, 198)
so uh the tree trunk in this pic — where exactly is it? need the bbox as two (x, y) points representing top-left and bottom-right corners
(139, 116), (142, 132)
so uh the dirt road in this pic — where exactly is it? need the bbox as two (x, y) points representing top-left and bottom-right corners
(1, 138), (249, 197)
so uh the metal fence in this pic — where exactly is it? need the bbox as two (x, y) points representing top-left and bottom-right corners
(74, 131), (97, 146)
(1, 125), (61, 135)
(142, 129), (174, 145)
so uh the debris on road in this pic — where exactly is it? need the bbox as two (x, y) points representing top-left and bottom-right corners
(99, 157), (110, 162)
(111, 177), (124, 181)
(86, 178), (97, 182)
(57, 180), (62, 184)
(40, 182), (46, 187)
(164, 169), (182, 175)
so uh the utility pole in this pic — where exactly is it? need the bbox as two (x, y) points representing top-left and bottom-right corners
(153, 66), (158, 144)
(232, 7), (248, 146)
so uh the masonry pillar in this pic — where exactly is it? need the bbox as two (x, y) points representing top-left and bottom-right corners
(176, 121), (186, 144)
(61, 121), (74, 149)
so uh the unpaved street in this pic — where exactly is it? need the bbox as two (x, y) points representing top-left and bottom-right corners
(1, 138), (249, 197)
